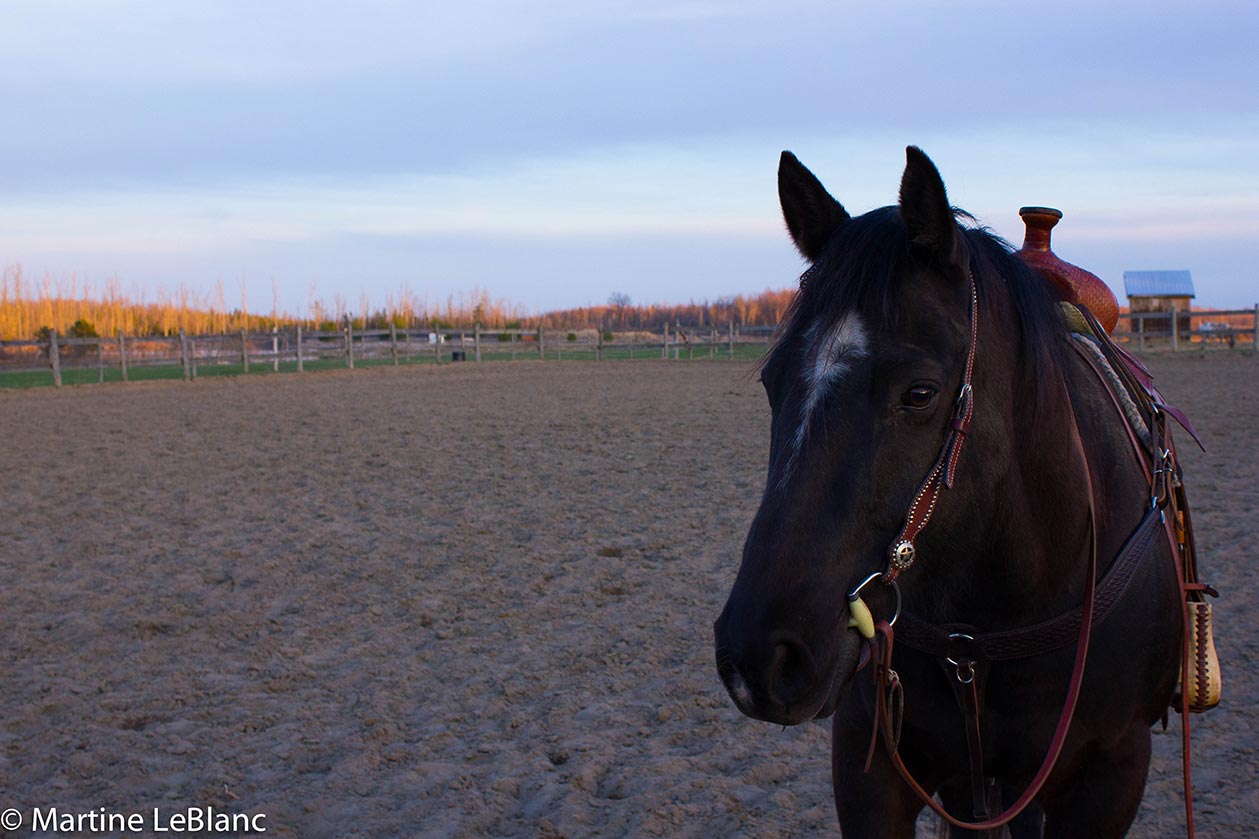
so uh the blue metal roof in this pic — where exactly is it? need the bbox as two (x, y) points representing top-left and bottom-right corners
(1123, 270), (1194, 298)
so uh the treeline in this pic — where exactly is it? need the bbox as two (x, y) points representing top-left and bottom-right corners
(536, 289), (796, 331)
(0, 264), (794, 340)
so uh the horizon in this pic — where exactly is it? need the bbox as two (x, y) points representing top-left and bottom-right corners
(1, 1), (1256, 314)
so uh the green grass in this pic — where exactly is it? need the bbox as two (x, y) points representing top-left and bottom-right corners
(0, 345), (768, 389)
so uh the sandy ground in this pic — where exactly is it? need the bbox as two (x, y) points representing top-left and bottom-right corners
(0, 354), (1255, 837)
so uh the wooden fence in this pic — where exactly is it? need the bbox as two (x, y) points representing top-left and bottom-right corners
(3, 307), (1254, 389)
(1, 322), (779, 388)
(1110, 306), (1259, 352)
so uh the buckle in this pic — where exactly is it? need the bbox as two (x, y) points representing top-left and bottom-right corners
(952, 382), (973, 419)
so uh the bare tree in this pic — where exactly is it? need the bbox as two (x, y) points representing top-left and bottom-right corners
(608, 291), (632, 328)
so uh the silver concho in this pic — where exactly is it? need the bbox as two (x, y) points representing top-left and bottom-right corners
(891, 540), (916, 571)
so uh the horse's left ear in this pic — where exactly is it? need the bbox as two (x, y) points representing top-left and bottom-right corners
(899, 146), (963, 274)
(779, 151), (850, 263)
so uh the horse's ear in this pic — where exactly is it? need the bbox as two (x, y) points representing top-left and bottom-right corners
(779, 151), (849, 263)
(899, 146), (963, 272)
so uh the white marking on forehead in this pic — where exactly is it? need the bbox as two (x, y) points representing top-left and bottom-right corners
(806, 314), (869, 410)
(789, 313), (870, 462)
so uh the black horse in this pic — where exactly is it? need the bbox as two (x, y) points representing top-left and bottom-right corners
(714, 148), (1183, 837)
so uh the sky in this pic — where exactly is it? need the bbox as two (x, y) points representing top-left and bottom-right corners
(1, 0), (1256, 316)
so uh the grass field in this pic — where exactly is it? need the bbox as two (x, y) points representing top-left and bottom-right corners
(0, 343), (772, 388)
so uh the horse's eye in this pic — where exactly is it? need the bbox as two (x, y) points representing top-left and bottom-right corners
(902, 386), (937, 410)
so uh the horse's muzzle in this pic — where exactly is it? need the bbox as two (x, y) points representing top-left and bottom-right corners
(714, 618), (864, 725)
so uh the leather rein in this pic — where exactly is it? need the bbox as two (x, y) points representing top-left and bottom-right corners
(848, 270), (1189, 833)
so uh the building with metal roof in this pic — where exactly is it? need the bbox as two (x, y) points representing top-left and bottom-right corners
(1123, 270), (1195, 299)
(1123, 270), (1194, 334)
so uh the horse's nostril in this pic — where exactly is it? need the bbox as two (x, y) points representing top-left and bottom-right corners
(769, 637), (817, 709)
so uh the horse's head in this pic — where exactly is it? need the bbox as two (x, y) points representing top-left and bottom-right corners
(714, 147), (1013, 725)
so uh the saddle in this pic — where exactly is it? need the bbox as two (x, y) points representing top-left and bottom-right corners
(1064, 302), (1221, 714)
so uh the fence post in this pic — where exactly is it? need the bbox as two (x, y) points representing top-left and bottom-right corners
(390, 322), (399, 365)
(1254, 304), (1258, 351)
(474, 323), (481, 362)
(728, 321), (735, 359)
(118, 331), (129, 382)
(346, 321), (355, 369)
(296, 325), (304, 372)
(272, 327), (279, 372)
(1170, 306), (1179, 352)
(435, 330), (443, 364)
(597, 326), (603, 362)
(1137, 313), (1145, 353)
(710, 328), (716, 359)
(190, 336), (197, 378)
(180, 329), (190, 381)
(97, 340), (105, 383)
(241, 328), (250, 372)
(537, 326), (544, 359)
(662, 322), (669, 359)
(49, 329), (62, 388)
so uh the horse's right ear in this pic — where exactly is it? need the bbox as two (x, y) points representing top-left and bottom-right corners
(779, 151), (849, 263)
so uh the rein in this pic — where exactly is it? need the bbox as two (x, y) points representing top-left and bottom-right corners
(846, 269), (1193, 833)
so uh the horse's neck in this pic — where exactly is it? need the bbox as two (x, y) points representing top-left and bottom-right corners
(924, 345), (1098, 627)
(985, 347), (1143, 619)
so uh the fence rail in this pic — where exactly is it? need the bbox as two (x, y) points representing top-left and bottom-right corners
(1, 322), (779, 388)
(4, 306), (1256, 389)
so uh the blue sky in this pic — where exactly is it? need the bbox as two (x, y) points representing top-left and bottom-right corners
(1, 0), (1256, 315)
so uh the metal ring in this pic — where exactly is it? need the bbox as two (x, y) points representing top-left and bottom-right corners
(847, 572), (901, 627)
(944, 632), (975, 668)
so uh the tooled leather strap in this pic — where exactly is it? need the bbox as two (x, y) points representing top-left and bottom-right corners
(883, 277), (978, 582)
(895, 505), (1161, 662)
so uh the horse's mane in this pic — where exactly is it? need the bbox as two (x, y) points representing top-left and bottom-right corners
(765, 206), (1068, 418)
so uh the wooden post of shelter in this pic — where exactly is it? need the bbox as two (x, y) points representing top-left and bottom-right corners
(1137, 313), (1145, 353)
(1254, 304), (1258, 351)
(49, 329), (62, 388)
(241, 329), (250, 373)
(390, 322), (399, 365)
(474, 323), (481, 362)
(296, 325), (304, 372)
(1170, 306), (1179, 352)
(117, 331), (129, 382)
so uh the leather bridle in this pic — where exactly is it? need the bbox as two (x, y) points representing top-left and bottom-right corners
(844, 266), (1175, 832)
(883, 275), (979, 583)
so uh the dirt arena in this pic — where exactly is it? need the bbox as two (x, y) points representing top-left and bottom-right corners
(2, 354), (1255, 837)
